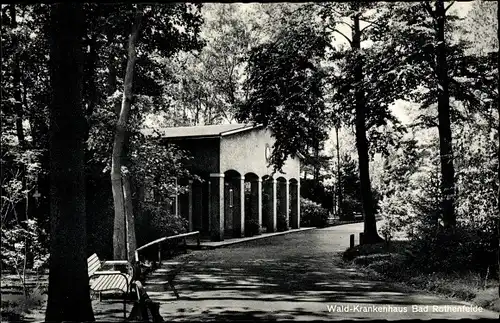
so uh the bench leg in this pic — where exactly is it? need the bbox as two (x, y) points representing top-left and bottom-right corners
(168, 280), (180, 299)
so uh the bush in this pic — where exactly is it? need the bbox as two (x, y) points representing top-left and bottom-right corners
(1, 286), (45, 322)
(245, 218), (260, 237)
(277, 213), (288, 232)
(1, 219), (49, 296)
(379, 136), (498, 276)
(407, 224), (497, 274)
(300, 198), (329, 228)
(136, 202), (188, 248)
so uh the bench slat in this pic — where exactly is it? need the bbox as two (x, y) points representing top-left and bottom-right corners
(87, 254), (101, 277)
(117, 278), (127, 292)
(91, 275), (107, 291)
(88, 260), (100, 272)
(88, 262), (101, 277)
(88, 253), (99, 262)
(113, 275), (127, 291)
(102, 275), (118, 291)
(92, 275), (113, 291)
(87, 253), (132, 319)
(90, 274), (130, 293)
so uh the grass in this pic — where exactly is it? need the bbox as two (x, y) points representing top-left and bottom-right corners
(343, 240), (500, 313)
(1, 286), (46, 322)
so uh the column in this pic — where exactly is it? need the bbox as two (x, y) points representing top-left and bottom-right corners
(257, 178), (262, 234)
(284, 179), (289, 229)
(224, 182), (232, 236)
(174, 178), (179, 216)
(248, 178), (262, 235)
(209, 173), (224, 241)
(264, 178), (277, 233)
(234, 176), (245, 238)
(297, 181), (301, 228)
(290, 181), (299, 229)
(188, 180), (193, 232)
(207, 180), (211, 233)
(278, 179), (289, 230)
(271, 179), (277, 232)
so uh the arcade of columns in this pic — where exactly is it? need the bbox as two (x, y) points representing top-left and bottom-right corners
(178, 171), (300, 241)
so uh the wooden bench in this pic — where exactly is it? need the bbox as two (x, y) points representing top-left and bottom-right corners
(87, 253), (134, 318)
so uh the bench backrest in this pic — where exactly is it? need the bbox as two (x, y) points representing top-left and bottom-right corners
(87, 253), (101, 277)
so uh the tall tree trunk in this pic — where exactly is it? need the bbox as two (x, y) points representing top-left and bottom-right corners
(122, 131), (137, 262)
(435, 0), (456, 229)
(352, 7), (382, 244)
(11, 5), (25, 149)
(496, 0), (499, 301)
(313, 141), (320, 183)
(109, 58), (137, 260)
(11, 5), (28, 223)
(123, 171), (137, 262)
(112, 7), (142, 260)
(195, 99), (200, 125)
(45, 3), (94, 322)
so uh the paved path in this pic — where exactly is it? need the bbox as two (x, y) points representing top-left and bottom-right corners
(186, 227), (315, 249)
(145, 223), (498, 321)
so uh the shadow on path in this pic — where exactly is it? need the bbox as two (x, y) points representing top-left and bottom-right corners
(144, 227), (498, 321)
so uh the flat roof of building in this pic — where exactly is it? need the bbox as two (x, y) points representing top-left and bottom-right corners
(142, 123), (263, 139)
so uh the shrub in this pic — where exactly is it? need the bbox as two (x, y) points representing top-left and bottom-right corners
(378, 135), (499, 276)
(1, 219), (49, 296)
(136, 202), (188, 247)
(245, 218), (260, 237)
(300, 198), (329, 228)
(277, 213), (288, 232)
(1, 287), (45, 322)
(407, 224), (497, 274)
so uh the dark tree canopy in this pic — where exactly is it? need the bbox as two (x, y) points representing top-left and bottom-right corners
(238, 23), (330, 172)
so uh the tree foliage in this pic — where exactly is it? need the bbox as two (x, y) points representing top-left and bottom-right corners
(237, 8), (330, 171)
(1, 3), (499, 312)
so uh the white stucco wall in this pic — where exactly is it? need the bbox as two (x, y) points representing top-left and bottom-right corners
(219, 127), (300, 180)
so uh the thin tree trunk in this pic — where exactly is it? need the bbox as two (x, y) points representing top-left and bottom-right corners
(496, 0), (499, 301)
(11, 5), (25, 149)
(336, 123), (343, 219)
(112, 7), (143, 260)
(435, 0), (456, 229)
(195, 98), (200, 125)
(313, 141), (320, 183)
(11, 5), (29, 224)
(123, 171), (137, 262)
(110, 63), (137, 262)
(110, 50), (127, 260)
(121, 130), (137, 262)
(352, 6), (382, 244)
(45, 3), (94, 322)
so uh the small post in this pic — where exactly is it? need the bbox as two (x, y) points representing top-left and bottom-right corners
(359, 232), (364, 245)
(184, 236), (187, 253)
(158, 244), (162, 267)
(350, 234), (355, 248)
